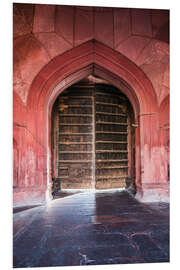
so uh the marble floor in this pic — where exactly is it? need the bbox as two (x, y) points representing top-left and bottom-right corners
(13, 190), (169, 268)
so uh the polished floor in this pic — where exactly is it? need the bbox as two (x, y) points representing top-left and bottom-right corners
(13, 190), (169, 268)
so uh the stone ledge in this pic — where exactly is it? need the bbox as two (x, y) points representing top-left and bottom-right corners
(13, 186), (47, 207)
(135, 182), (169, 203)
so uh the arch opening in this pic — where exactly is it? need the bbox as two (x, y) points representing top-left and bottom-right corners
(26, 40), (160, 204)
(50, 75), (136, 197)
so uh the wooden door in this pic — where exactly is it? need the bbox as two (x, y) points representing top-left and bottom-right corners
(57, 85), (94, 189)
(55, 82), (133, 190)
(95, 84), (129, 189)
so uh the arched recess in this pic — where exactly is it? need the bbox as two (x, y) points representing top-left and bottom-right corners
(27, 40), (159, 202)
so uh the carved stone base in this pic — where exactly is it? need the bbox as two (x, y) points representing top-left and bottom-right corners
(135, 182), (169, 202)
(13, 186), (47, 207)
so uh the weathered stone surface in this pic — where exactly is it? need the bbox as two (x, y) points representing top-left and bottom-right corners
(132, 234), (168, 262)
(34, 32), (72, 59)
(131, 9), (152, 37)
(33, 4), (55, 33)
(136, 39), (169, 103)
(136, 39), (169, 66)
(116, 36), (150, 62)
(13, 191), (169, 267)
(151, 9), (169, 38)
(155, 22), (169, 43)
(13, 61), (29, 104)
(55, 5), (74, 45)
(114, 8), (131, 48)
(13, 92), (27, 126)
(159, 85), (169, 106)
(13, 34), (49, 103)
(94, 7), (114, 48)
(140, 61), (167, 102)
(13, 3), (34, 38)
(163, 64), (170, 88)
(74, 7), (93, 46)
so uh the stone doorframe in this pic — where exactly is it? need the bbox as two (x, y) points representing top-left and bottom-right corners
(27, 40), (168, 203)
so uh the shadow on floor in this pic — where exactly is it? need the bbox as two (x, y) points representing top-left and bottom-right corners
(13, 191), (82, 214)
(13, 205), (43, 214)
(52, 190), (82, 200)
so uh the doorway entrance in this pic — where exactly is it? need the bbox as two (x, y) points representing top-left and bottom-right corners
(51, 76), (135, 193)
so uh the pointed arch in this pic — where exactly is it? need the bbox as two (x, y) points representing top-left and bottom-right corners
(26, 40), (159, 201)
(27, 39), (158, 141)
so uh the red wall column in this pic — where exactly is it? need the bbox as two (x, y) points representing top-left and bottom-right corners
(136, 112), (169, 201)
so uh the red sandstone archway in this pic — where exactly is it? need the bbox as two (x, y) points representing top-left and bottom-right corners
(27, 40), (159, 202)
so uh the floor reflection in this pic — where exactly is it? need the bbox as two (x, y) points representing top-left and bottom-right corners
(13, 190), (169, 268)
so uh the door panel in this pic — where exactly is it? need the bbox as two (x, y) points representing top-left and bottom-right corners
(95, 84), (128, 189)
(58, 86), (94, 189)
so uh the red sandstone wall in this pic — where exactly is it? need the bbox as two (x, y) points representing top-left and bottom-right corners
(13, 4), (170, 205)
(13, 4), (169, 105)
